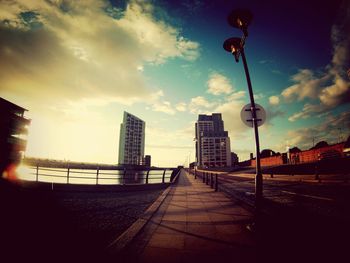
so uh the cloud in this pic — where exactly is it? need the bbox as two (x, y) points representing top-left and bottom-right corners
(285, 69), (350, 121)
(207, 73), (233, 95)
(148, 90), (176, 115)
(288, 111), (308, 122)
(281, 69), (330, 102)
(0, 0), (200, 110)
(288, 103), (324, 122)
(188, 96), (216, 114)
(280, 3), (350, 122)
(189, 77), (282, 140)
(214, 100), (248, 138)
(116, 2), (200, 64)
(319, 76), (350, 107)
(190, 96), (212, 107)
(253, 93), (265, 100)
(175, 102), (187, 112)
(285, 111), (350, 149)
(226, 91), (246, 101)
(271, 69), (282, 75)
(269, 95), (280, 105)
(151, 100), (176, 115)
(265, 108), (285, 123)
(331, 1), (350, 75)
(212, 90), (252, 140)
(283, 67), (349, 121)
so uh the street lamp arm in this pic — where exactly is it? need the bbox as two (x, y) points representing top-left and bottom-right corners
(240, 48), (256, 107)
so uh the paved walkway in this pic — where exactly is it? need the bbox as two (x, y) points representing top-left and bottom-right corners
(129, 170), (256, 263)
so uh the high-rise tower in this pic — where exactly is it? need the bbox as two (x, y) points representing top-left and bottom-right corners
(118, 111), (145, 166)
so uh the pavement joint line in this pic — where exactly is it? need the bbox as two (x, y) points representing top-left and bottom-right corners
(105, 170), (181, 255)
(124, 171), (256, 258)
(149, 219), (254, 248)
(160, 219), (252, 225)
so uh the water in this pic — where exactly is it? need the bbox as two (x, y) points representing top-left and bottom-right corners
(16, 165), (172, 185)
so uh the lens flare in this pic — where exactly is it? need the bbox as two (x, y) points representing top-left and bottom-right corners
(2, 163), (19, 182)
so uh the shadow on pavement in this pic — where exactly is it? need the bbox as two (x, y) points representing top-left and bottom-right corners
(256, 204), (350, 263)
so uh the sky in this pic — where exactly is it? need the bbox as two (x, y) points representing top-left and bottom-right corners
(0, 0), (349, 167)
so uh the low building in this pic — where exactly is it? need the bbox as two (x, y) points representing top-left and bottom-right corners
(144, 155), (151, 167)
(0, 97), (31, 174)
(231, 152), (239, 166)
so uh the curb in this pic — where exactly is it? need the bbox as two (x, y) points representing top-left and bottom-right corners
(106, 170), (181, 255)
(227, 173), (350, 186)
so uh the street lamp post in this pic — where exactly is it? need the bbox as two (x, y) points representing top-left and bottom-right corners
(223, 9), (263, 210)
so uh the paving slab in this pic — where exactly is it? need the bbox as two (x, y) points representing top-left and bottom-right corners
(131, 170), (256, 263)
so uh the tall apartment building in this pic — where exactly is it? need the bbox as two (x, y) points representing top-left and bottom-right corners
(0, 97), (31, 173)
(118, 111), (145, 166)
(195, 113), (232, 168)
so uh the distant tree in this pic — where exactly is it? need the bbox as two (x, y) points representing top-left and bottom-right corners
(260, 149), (276, 158)
(311, 141), (329, 150)
(289, 147), (301, 153)
(344, 135), (350, 148)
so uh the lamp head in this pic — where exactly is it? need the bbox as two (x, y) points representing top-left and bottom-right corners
(223, 37), (242, 62)
(227, 9), (253, 36)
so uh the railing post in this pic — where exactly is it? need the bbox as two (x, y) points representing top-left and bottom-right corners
(215, 174), (218, 192)
(36, 164), (39, 182)
(146, 169), (150, 184)
(210, 173), (214, 188)
(315, 163), (319, 181)
(206, 172), (209, 185)
(123, 168), (126, 185)
(162, 169), (166, 183)
(67, 165), (70, 184)
(96, 166), (99, 185)
(202, 172), (205, 183)
(194, 169), (197, 179)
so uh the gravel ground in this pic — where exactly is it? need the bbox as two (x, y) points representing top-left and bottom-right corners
(52, 189), (165, 249)
(0, 179), (165, 262)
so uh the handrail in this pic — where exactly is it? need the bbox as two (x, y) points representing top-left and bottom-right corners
(29, 164), (174, 185)
(187, 168), (221, 192)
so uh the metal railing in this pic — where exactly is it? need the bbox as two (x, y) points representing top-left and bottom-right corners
(29, 165), (175, 185)
(187, 168), (220, 191)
